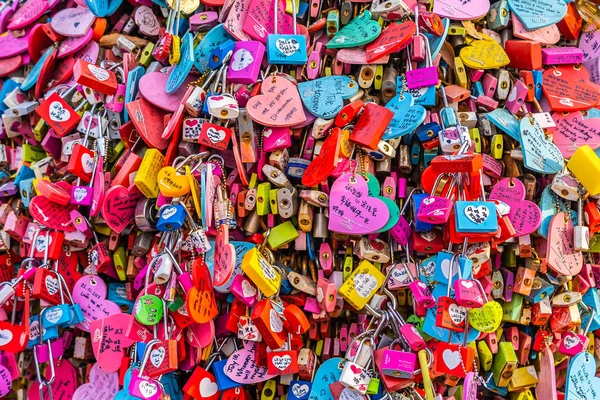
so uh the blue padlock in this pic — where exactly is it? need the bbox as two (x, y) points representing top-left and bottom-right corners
(416, 122), (442, 143)
(156, 204), (187, 231)
(41, 304), (71, 329)
(434, 251), (473, 284)
(207, 39), (235, 70)
(287, 380), (312, 400)
(454, 201), (498, 233)
(413, 193), (434, 233)
(108, 283), (135, 314)
(213, 359), (241, 391)
(266, 0), (307, 65)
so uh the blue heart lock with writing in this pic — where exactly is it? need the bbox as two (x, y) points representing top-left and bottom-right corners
(298, 76), (358, 119)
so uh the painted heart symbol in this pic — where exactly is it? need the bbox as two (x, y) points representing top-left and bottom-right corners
(73, 363), (119, 400)
(82, 152), (94, 174)
(157, 166), (191, 198)
(231, 48), (254, 71)
(101, 185), (143, 234)
(459, 35), (509, 70)
(519, 118), (564, 174)
(206, 126), (226, 143)
(0, 329), (12, 346)
(73, 275), (122, 332)
(327, 10), (381, 49)
(366, 21), (415, 63)
(433, 0), (489, 20)
(565, 352), (600, 400)
(199, 378), (218, 397)
(442, 349), (461, 370)
(48, 101), (71, 122)
(241, 280), (257, 297)
(292, 383), (310, 397)
(448, 303), (467, 325)
(246, 74), (306, 127)
(269, 309), (283, 332)
(35, 234), (52, 253)
(542, 67), (600, 112)
(464, 205), (489, 225)
(30, 189), (77, 231)
(186, 119), (199, 127)
(73, 187), (88, 202)
(352, 273), (379, 298)
(350, 364), (362, 374)
(552, 111), (600, 158)
(511, 14), (560, 45)
(489, 178), (541, 236)
(383, 91), (426, 139)
(139, 381), (158, 398)
(508, 0), (567, 30)
(298, 76), (358, 119)
(272, 355), (292, 370)
(546, 212), (583, 276)
(328, 174), (390, 235)
(275, 38), (300, 56)
(150, 347), (165, 367)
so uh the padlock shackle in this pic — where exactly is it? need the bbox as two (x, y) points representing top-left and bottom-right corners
(273, 0), (298, 35)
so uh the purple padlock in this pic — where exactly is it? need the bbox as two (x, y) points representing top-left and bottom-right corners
(227, 41), (266, 85)
(406, 33), (438, 90)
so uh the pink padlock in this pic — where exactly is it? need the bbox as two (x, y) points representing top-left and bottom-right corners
(380, 340), (418, 378)
(230, 274), (258, 307)
(227, 41), (266, 84)
(405, 33), (437, 90)
(541, 46), (583, 65)
(263, 126), (292, 152)
(417, 175), (455, 224)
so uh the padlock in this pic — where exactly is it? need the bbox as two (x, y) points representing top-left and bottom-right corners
(339, 336), (374, 394)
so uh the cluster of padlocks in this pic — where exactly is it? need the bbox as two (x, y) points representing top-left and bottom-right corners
(1, 0), (600, 399)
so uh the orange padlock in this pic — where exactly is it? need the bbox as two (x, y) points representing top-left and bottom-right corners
(504, 40), (542, 71)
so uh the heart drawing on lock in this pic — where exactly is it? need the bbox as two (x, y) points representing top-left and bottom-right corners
(272, 355), (292, 370)
(292, 383), (310, 397)
(448, 303), (467, 325)
(464, 205), (490, 224)
(199, 377), (218, 397)
(206, 127), (226, 143)
(442, 349), (461, 370)
(507, 0), (567, 30)
(246, 75), (306, 127)
(275, 38), (300, 56)
(298, 76), (358, 119)
(48, 101), (71, 122)
(459, 35), (509, 70)
(102, 185), (143, 234)
(489, 178), (542, 236)
(138, 381), (159, 398)
(150, 347), (165, 367)
(565, 352), (600, 400)
(327, 10), (381, 49)
(328, 174), (390, 235)
(231, 48), (254, 71)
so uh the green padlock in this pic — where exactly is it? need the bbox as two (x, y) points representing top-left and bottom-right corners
(366, 377), (380, 395)
(134, 259), (165, 326)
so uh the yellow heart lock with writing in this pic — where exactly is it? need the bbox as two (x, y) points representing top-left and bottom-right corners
(459, 34), (510, 70)
(157, 166), (191, 197)
(468, 300), (503, 333)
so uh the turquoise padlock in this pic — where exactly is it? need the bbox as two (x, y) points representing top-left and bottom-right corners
(266, 0), (307, 65)
(454, 201), (498, 233)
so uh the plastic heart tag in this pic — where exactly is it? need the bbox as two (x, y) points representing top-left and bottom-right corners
(565, 352), (600, 400)
(242, 0), (293, 42)
(519, 118), (563, 174)
(552, 111), (600, 158)
(7, 0), (48, 30)
(365, 21), (415, 63)
(0, 28), (32, 59)
(507, 0), (567, 30)
(28, 359), (77, 400)
(536, 348), (557, 400)
(101, 184), (143, 234)
(327, 11), (381, 49)
(224, 347), (276, 384)
(302, 128), (341, 187)
(85, 0), (123, 17)
(91, 314), (134, 373)
(307, 358), (343, 400)
(542, 67), (600, 112)
(580, 24), (600, 62)
(546, 212), (583, 276)
(246, 74), (306, 127)
(383, 89), (426, 139)
(50, 7), (96, 37)
(489, 178), (541, 236)
(459, 35), (509, 70)
(73, 363), (119, 400)
(29, 188), (77, 231)
(432, 0), (489, 20)
(72, 275), (122, 332)
(166, 32), (195, 94)
(298, 76), (358, 119)
(328, 174), (390, 235)
(511, 14), (560, 45)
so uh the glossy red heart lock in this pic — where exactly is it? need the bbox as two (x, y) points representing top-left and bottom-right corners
(35, 92), (80, 137)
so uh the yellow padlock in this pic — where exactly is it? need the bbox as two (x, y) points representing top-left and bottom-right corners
(134, 148), (164, 198)
(568, 144), (600, 196)
(339, 260), (385, 310)
(241, 247), (281, 297)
